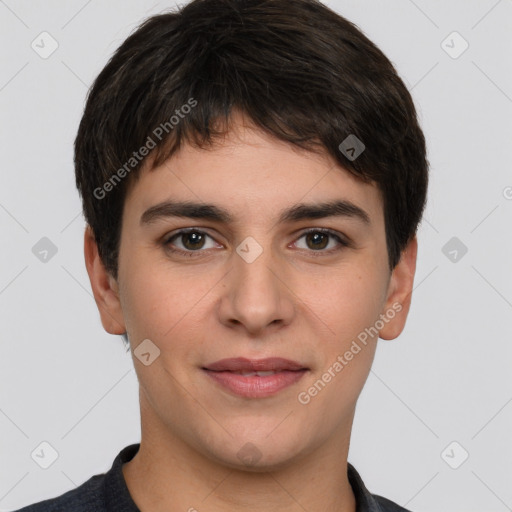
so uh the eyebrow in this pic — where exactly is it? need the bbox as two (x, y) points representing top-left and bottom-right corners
(140, 199), (371, 226)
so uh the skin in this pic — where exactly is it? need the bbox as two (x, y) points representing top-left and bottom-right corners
(84, 110), (417, 511)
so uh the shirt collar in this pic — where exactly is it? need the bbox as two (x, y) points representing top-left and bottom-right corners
(347, 462), (387, 512)
(104, 444), (140, 511)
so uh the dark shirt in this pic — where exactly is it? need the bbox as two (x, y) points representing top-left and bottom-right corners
(13, 443), (412, 511)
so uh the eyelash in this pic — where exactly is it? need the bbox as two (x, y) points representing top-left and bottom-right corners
(162, 227), (350, 258)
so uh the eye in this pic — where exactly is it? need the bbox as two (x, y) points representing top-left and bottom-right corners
(163, 227), (349, 258)
(163, 228), (220, 256)
(293, 228), (349, 254)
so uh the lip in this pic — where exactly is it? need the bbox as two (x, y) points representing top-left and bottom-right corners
(203, 357), (307, 372)
(202, 357), (309, 398)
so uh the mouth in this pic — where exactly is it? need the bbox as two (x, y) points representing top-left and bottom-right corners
(203, 357), (307, 372)
(202, 357), (309, 398)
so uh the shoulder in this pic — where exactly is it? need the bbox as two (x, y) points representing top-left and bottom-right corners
(10, 474), (106, 512)
(11, 444), (140, 512)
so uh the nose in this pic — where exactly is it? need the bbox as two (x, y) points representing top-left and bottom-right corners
(217, 238), (295, 336)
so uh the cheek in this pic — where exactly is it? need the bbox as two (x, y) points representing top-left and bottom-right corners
(297, 271), (385, 419)
(119, 264), (173, 341)
(302, 267), (388, 403)
(119, 261), (213, 349)
(307, 264), (387, 339)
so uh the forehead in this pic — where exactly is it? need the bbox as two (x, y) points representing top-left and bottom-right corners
(122, 117), (384, 228)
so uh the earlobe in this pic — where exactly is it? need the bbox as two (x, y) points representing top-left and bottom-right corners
(379, 236), (418, 341)
(83, 225), (126, 335)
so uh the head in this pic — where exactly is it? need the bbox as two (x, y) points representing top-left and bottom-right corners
(78, 0), (427, 469)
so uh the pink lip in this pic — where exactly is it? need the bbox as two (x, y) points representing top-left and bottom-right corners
(202, 358), (308, 398)
(203, 357), (307, 372)
(203, 368), (308, 398)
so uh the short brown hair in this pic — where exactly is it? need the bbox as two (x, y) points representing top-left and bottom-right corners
(74, 0), (428, 282)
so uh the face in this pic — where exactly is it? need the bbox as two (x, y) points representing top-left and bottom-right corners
(85, 112), (417, 471)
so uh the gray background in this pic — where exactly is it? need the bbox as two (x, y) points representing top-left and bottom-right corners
(1, 1), (511, 510)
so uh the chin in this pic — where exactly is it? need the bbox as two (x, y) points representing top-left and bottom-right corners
(203, 431), (308, 472)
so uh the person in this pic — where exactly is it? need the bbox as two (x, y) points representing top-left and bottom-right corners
(15, 0), (428, 510)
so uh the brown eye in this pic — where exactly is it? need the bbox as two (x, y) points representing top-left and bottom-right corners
(304, 231), (329, 250)
(294, 228), (349, 254)
(179, 231), (206, 250)
(164, 229), (219, 256)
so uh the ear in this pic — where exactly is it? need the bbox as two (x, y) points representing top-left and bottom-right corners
(83, 225), (126, 335)
(378, 236), (418, 340)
